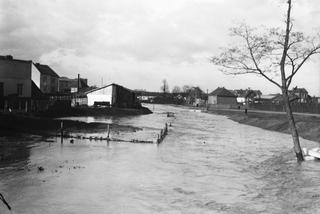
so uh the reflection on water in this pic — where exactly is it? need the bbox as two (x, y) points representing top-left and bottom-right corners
(1, 104), (320, 214)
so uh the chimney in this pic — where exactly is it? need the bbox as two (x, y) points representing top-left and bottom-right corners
(6, 55), (13, 60)
(77, 74), (80, 92)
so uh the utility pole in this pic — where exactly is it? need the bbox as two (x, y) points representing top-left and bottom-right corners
(206, 89), (209, 110)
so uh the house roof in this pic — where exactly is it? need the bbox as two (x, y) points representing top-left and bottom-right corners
(84, 83), (133, 95)
(210, 87), (237, 97)
(290, 87), (308, 94)
(0, 55), (32, 63)
(34, 63), (59, 78)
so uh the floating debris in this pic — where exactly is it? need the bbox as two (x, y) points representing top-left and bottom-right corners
(38, 166), (44, 172)
(167, 112), (175, 117)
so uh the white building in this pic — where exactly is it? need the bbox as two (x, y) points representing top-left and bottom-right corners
(73, 83), (139, 108)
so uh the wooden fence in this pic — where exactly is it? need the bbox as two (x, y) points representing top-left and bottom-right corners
(250, 103), (320, 114)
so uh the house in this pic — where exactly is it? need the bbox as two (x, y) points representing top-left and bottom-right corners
(58, 76), (88, 93)
(73, 83), (140, 108)
(289, 87), (309, 103)
(232, 89), (262, 104)
(255, 94), (280, 104)
(208, 87), (237, 108)
(135, 90), (160, 103)
(0, 55), (44, 112)
(34, 63), (59, 94)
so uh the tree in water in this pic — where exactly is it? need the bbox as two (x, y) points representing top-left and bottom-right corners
(161, 79), (169, 94)
(211, 0), (320, 161)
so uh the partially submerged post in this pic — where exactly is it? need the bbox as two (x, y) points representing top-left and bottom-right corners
(107, 124), (110, 140)
(60, 121), (64, 143)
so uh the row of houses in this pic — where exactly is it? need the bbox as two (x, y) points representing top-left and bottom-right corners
(0, 55), (88, 96)
(209, 86), (319, 108)
(0, 55), (140, 113)
(137, 85), (319, 109)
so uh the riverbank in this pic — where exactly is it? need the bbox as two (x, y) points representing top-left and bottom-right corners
(0, 113), (143, 164)
(207, 109), (320, 143)
(0, 113), (142, 137)
(40, 106), (152, 117)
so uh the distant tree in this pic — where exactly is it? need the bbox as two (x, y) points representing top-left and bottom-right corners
(182, 85), (192, 93)
(172, 86), (181, 93)
(160, 79), (169, 94)
(211, 0), (320, 161)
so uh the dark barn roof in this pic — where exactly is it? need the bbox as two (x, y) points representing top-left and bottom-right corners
(210, 87), (237, 97)
(34, 63), (59, 78)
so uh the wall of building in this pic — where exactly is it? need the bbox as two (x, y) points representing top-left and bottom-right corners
(31, 64), (41, 89)
(208, 95), (217, 104)
(58, 79), (70, 93)
(0, 79), (32, 97)
(217, 96), (237, 105)
(0, 59), (33, 97)
(87, 85), (114, 106)
(113, 85), (139, 108)
(40, 74), (59, 94)
(0, 59), (31, 79)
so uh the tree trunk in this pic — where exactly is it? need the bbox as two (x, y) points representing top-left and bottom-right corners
(282, 90), (304, 161)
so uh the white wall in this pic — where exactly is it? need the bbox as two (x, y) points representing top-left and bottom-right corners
(208, 95), (217, 104)
(237, 97), (246, 104)
(87, 85), (114, 106)
(31, 63), (41, 89)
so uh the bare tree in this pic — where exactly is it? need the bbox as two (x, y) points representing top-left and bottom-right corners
(182, 85), (192, 93)
(160, 79), (169, 94)
(172, 86), (181, 93)
(211, 0), (320, 161)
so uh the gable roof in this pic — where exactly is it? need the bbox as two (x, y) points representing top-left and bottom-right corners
(290, 87), (308, 94)
(84, 83), (133, 95)
(34, 63), (59, 78)
(210, 87), (237, 97)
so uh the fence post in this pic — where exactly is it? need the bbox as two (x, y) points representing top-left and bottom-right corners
(107, 124), (110, 139)
(60, 121), (64, 143)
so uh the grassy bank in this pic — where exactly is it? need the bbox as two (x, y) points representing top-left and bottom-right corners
(207, 109), (320, 143)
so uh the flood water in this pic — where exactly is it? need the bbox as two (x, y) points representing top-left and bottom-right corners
(1, 104), (320, 214)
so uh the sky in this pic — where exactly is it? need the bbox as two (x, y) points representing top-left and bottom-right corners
(1, 0), (320, 96)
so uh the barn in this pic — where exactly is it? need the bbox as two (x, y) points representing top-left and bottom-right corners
(73, 83), (140, 108)
(208, 87), (237, 108)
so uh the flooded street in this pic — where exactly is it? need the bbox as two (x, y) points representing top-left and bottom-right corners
(1, 104), (320, 214)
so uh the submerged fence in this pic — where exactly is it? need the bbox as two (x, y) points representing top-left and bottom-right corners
(250, 103), (320, 114)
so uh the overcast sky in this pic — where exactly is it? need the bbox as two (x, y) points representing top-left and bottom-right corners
(1, 0), (320, 95)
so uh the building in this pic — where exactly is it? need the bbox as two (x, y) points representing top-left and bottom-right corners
(0, 55), (44, 112)
(34, 63), (59, 94)
(289, 87), (309, 103)
(73, 83), (140, 108)
(255, 94), (280, 104)
(58, 76), (88, 93)
(232, 89), (262, 104)
(208, 87), (237, 108)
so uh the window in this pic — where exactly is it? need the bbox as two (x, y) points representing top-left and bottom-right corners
(0, 82), (3, 97)
(17, 84), (23, 96)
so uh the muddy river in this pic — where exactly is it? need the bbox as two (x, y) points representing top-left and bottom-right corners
(1, 104), (320, 214)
